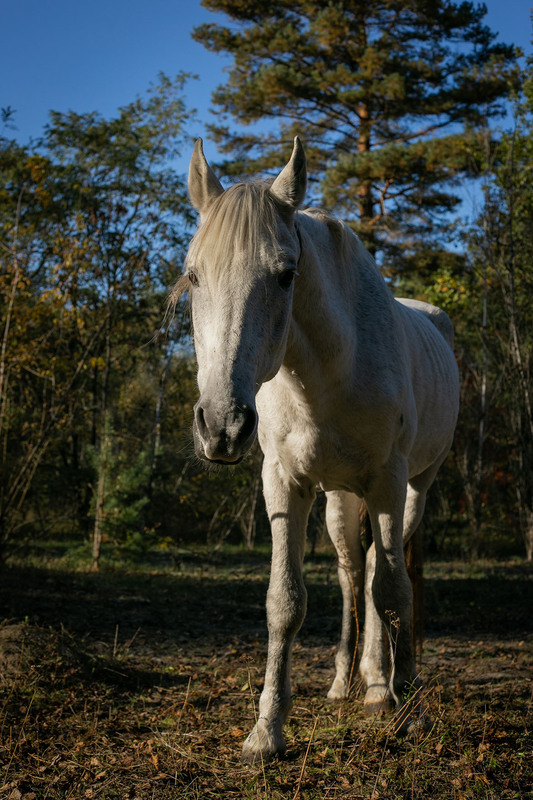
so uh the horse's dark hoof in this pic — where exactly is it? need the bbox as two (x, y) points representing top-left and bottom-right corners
(364, 698), (394, 716)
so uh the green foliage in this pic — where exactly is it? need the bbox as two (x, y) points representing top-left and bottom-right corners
(0, 75), (197, 556)
(194, 0), (519, 268)
(87, 426), (150, 542)
(419, 53), (533, 559)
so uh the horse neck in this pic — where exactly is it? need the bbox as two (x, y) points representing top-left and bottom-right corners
(284, 211), (389, 386)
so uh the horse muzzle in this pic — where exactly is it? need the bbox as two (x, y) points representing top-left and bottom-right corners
(193, 399), (258, 464)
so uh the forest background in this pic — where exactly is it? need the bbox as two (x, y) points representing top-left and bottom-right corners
(1, 0), (533, 569)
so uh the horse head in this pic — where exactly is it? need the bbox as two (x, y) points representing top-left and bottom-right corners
(185, 137), (306, 464)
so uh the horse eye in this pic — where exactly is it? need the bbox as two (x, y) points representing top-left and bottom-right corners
(188, 270), (199, 287)
(278, 269), (296, 291)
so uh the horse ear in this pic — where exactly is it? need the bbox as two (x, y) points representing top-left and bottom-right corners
(269, 137), (307, 210)
(188, 138), (224, 215)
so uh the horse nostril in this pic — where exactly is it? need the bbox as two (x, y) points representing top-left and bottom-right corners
(195, 400), (256, 459)
(196, 405), (208, 439)
(240, 406), (257, 442)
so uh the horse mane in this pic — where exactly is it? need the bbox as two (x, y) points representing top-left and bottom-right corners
(299, 207), (373, 292)
(303, 207), (355, 260)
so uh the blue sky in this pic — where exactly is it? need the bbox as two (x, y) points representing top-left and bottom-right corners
(2, 0), (532, 178)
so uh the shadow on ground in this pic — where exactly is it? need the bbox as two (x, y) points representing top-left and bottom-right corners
(0, 557), (531, 650)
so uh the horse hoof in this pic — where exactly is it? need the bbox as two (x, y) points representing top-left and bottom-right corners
(326, 678), (350, 701)
(364, 686), (394, 716)
(392, 707), (430, 738)
(364, 698), (394, 716)
(241, 719), (285, 765)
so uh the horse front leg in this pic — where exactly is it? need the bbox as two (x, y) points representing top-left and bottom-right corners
(360, 483), (426, 716)
(325, 491), (364, 700)
(241, 461), (315, 765)
(359, 541), (393, 714)
(363, 455), (421, 731)
(361, 463), (440, 727)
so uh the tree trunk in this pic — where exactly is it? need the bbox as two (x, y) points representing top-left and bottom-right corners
(524, 508), (533, 562)
(91, 305), (112, 571)
(357, 103), (374, 238)
(92, 466), (106, 571)
(243, 475), (260, 551)
(148, 353), (171, 499)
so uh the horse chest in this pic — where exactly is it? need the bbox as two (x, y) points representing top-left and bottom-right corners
(257, 384), (395, 494)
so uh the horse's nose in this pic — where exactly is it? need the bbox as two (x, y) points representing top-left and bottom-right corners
(194, 400), (257, 463)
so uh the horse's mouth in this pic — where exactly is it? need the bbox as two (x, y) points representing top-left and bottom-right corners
(201, 454), (244, 466)
(192, 409), (257, 466)
(193, 430), (249, 466)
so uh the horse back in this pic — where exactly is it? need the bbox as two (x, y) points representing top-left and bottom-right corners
(395, 297), (454, 350)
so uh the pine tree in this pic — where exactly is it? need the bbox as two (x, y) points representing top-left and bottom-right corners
(194, 0), (519, 269)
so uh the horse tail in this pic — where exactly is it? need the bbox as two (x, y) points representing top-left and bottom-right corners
(359, 499), (371, 551)
(405, 525), (424, 668)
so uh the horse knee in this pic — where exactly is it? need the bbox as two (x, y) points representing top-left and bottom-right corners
(372, 556), (412, 614)
(266, 581), (307, 639)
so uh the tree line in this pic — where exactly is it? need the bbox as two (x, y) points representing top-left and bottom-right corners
(1, 1), (532, 564)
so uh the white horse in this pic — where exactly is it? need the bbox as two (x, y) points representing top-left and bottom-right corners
(177, 137), (459, 764)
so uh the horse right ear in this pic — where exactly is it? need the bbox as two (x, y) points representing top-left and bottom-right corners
(269, 137), (307, 210)
(188, 138), (224, 216)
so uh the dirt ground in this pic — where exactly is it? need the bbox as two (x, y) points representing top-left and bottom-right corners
(0, 552), (531, 799)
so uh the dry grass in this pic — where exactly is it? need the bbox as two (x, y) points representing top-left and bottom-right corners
(0, 551), (531, 799)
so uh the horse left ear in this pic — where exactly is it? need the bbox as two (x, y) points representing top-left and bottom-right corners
(188, 138), (224, 217)
(270, 137), (307, 210)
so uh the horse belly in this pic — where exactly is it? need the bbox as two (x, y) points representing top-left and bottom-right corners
(407, 331), (459, 476)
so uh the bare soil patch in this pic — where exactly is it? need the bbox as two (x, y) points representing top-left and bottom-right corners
(0, 554), (531, 799)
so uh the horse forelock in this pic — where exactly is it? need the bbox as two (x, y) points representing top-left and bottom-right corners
(166, 181), (290, 319)
(184, 181), (285, 284)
